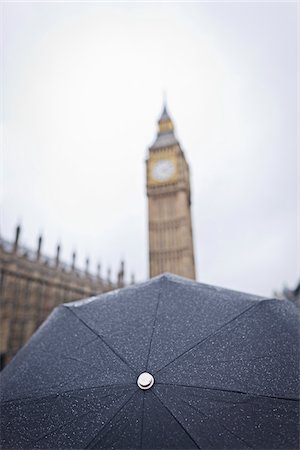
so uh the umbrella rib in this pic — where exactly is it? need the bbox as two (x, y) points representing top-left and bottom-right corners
(157, 383), (299, 402)
(31, 393), (132, 445)
(47, 353), (134, 393)
(145, 287), (162, 371)
(1, 384), (136, 405)
(178, 395), (254, 449)
(84, 389), (138, 449)
(140, 392), (145, 450)
(32, 409), (93, 444)
(33, 345), (135, 395)
(152, 391), (201, 449)
(154, 301), (262, 376)
(62, 383), (137, 396)
(64, 306), (137, 375)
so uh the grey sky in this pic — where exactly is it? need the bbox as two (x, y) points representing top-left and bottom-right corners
(1, 1), (298, 296)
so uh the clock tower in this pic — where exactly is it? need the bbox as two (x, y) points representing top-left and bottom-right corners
(146, 103), (196, 280)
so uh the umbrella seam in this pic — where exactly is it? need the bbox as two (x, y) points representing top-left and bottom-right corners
(32, 408), (94, 444)
(156, 383), (300, 402)
(63, 305), (138, 375)
(38, 347), (133, 394)
(30, 391), (136, 445)
(175, 393), (254, 449)
(145, 285), (162, 371)
(140, 392), (145, 450)
(1, 384), (137, 405)
(152, 390), (201, 449)
(84, 389), (139, 449)
(154, 300), (264, 376)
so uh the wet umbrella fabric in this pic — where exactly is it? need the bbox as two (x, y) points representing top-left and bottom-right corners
(1, 273), (299, 449)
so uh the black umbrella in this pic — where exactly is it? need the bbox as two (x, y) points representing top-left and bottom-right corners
(1, 273), (299, 449)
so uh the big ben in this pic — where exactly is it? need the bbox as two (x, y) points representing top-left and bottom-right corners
(146, 103), (196, 280)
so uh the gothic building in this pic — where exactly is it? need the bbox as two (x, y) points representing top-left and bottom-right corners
(146, 104), (196, 279)
(0, 226), (126, 368)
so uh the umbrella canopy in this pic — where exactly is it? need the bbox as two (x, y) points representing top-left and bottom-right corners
(1, 273), (299, 449)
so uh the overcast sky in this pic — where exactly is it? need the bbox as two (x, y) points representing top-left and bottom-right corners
(1, 1), (298, 297)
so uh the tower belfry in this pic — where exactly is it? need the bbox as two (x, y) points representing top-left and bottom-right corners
(146, 103), (196, 279)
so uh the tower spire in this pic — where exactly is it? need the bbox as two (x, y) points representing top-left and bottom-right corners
(162, 90), (167, 109)
(158, 101), (173, 133)
(150, 99), (178, 150)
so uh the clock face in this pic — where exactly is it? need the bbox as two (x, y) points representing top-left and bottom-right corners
(152, 159), (175, 182)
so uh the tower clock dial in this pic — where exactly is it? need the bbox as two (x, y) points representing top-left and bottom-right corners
(152, 159), (175, 182)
